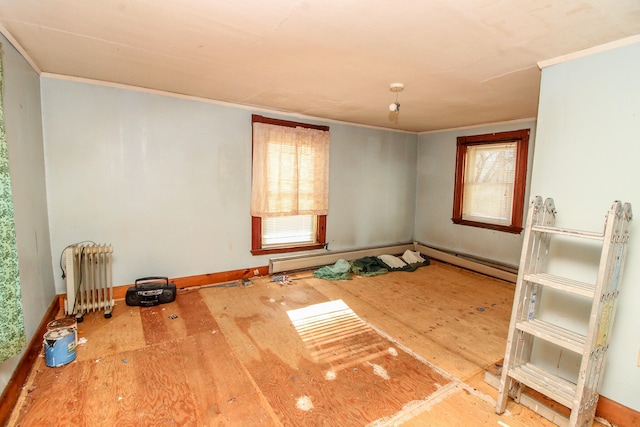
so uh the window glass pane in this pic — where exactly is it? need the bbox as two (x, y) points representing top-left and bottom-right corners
(262, 215), (316, 246)
(462, 142), (516, 225)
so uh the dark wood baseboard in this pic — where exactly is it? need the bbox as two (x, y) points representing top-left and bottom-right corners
(55, 265), (271, 308)
(112, 265), (270, 300)
(0, 295), (59, 427)
(597, 395), (640, 427)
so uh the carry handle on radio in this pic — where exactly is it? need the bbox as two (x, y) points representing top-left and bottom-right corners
(135, 276), (169, 288)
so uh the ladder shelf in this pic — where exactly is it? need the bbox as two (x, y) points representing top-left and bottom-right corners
(523, 272), (596, 298)
(530, 225), (605, 240)
(496, 196), (632, 427)
(515, 318), (586, 354)
(509, 363), (577, 408)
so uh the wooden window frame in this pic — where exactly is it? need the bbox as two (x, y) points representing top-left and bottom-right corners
(250, 115), (328, 256)
(251, 215), (326, 256)
(452, 129), (529, 234)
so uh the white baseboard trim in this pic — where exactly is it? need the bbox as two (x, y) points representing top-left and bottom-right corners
(269, 241), (518, 283)
(269, 243), (414, 274)
(414, 243), (517, 283)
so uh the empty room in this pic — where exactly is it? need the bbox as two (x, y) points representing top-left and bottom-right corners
(0, 1), (639, 426)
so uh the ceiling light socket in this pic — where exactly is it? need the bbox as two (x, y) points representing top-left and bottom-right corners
(389, 83), (404, 92)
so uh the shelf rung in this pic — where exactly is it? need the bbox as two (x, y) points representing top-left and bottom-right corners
(516, 319), (586, 354)
(524, 272), (595, 299)
(531, 225), (604, 240)
(508, 363), (577, 408)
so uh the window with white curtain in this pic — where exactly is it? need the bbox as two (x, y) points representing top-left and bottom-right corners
(452, 129), (529, 234)
(251, 115), (329, 255)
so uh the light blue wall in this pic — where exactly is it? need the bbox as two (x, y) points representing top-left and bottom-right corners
(327, 125), (417, 249)
(41, 78), (418, 294)
(415, 120), (536, 267)
(0, 36), (54, 393)
(531, 41), (640, 410)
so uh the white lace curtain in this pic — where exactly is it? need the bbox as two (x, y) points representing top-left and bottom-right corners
(251, 122), (329, 217)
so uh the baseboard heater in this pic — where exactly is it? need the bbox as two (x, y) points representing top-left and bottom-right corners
(269, 241), (517, 283)
(269, 243), (415, 274)
(414, 243), (517, 283)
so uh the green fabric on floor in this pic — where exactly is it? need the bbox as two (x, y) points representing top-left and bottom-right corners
(313, 259), (352, 280)
(350, 256), (388, 276)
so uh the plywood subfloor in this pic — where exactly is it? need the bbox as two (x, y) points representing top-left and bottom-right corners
(9, 261), (600, 426)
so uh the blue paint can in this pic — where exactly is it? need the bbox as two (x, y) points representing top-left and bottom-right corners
(47, 317), (78, 346)
(44, 327), (77, 367)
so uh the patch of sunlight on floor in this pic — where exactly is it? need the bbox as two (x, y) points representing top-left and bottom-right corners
(287, 299), (389, 370)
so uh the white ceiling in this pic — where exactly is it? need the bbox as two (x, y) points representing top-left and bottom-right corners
(1, 1), (639, 132)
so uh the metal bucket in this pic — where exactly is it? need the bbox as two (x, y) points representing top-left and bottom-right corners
(44, 327), (77, 367)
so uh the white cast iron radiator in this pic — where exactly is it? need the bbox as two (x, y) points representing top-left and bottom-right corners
(64, 243), (114, 320)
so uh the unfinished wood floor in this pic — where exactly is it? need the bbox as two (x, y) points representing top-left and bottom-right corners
(9, 261), (595, 426)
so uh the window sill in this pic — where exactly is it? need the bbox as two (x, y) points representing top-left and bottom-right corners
(452, 218), (523, 234)
(251, 242), (326, 256)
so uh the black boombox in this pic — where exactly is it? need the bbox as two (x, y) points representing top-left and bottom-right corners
(126, 276), (177, 307)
